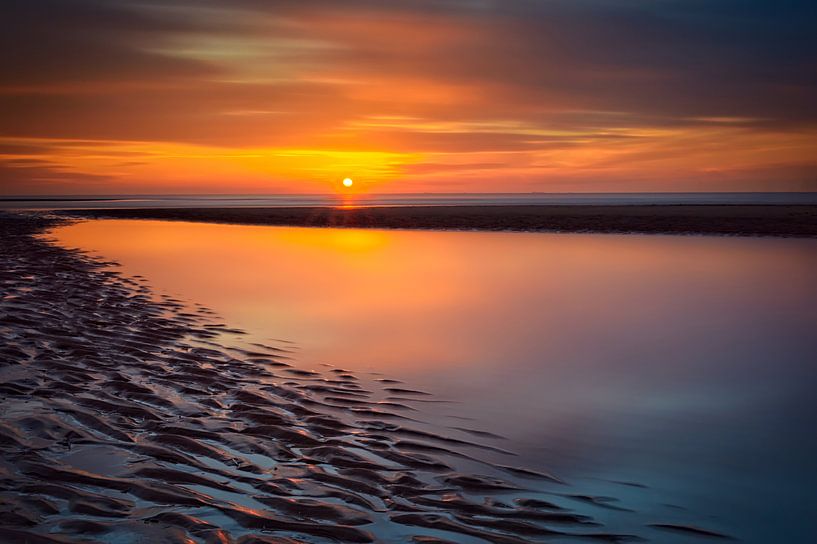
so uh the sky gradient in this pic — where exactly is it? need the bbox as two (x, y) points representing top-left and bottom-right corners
(1, 0), (816, 195)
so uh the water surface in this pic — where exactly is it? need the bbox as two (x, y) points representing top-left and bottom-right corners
(6, 191), (817, 209)
(53, 219), (817, 542)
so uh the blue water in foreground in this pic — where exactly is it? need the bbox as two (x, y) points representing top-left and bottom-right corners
(4, 191), (817, 209)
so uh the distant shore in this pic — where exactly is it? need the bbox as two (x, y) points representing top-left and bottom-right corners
(59, 204), (817, 237)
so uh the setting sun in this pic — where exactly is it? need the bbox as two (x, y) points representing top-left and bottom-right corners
(343, 178), (354, 188)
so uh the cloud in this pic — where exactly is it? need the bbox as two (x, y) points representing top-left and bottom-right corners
(0, 0), (222, 89)
(0, 0), (814, 192)
(0, 158), (114, 195)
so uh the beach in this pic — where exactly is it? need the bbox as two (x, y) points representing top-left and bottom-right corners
(58, 204), (817, 237)
(1, 212), (662, 543)
(4, 211), (816, 543)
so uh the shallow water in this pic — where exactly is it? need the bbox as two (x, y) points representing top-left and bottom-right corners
(53, 219), (817, 542)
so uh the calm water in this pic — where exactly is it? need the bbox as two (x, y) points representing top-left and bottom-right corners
(53, 219), (817, 542)
(6, 191), (817, 209)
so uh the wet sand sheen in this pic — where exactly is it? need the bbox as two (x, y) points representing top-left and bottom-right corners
(1, 212), (717, 543)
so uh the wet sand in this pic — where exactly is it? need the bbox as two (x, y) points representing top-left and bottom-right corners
(60, 204), (817, 237)
(1, 212), (740, 543)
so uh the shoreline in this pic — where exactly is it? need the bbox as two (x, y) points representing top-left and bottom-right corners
(2, 211), (683, 543)
(57, 204), (817, 238)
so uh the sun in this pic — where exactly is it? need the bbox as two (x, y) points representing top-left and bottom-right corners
(342, 177), (354, 188)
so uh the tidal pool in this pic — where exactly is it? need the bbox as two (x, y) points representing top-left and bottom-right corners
(53, 219), (817, 542)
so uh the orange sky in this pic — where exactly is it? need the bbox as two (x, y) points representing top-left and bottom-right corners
(1, 1), (815, 195)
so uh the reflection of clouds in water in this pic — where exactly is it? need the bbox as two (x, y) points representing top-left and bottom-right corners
(50, 219), (817, 543)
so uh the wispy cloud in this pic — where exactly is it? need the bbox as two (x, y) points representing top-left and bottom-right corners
(1, 0), (815, 193)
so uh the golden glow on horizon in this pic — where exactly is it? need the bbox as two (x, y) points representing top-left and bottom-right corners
(343, 177), (354, 188)
(0, 1), (814, 195)
(2, 128), (814, 195)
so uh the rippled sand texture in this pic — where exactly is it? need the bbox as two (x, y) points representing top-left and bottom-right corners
(0, 214), (733, 543)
